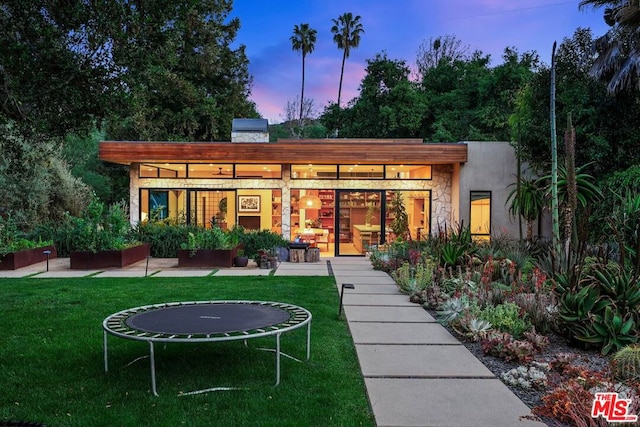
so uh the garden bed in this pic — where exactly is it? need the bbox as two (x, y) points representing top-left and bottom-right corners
(177, 246), (241, 268)
(70, 243), (150, 269)
(0, 245), (57, 270)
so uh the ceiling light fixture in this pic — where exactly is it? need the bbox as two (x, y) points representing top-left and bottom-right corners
(299, 194), (322, 209)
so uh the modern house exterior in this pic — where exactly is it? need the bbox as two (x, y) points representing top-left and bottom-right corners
(99, 119), (522, 256)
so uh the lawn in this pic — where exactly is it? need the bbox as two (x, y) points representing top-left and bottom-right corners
(0, 276), (374, 427)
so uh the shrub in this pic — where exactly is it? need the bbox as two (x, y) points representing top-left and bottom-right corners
(36, 198), (138, 254)
(238, 229), (288, 262)
(134, 221), (198, 257)
(480, 331), (538, 363)
(0, 215), (52, 256)
(391, 260), (434, 294)
(477, 302), (531, 338)
(181, 226), (234, 251)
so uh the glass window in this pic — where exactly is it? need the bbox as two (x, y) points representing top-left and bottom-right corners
(140, 189), (187, 223)
(139, 163), (186, 178)
(149, 190), (168, 220)
(385, 165), (432, 179)
(470, 191), (491, 241)
(291, 164), (337, 179)
(338, 165), (384, 179)
(235, 164), (282, 178)
(188, 163), (233, 178)
(140, 164), (159, 178)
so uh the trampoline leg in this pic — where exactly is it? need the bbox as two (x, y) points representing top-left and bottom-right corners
(103, 331), (109, 373)
(306, 320), (311, 361)
(150, 342), (159, 396)
(275, 333), (281, 386)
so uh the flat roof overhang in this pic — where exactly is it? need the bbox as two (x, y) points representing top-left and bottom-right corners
(99, 139), (468, 165)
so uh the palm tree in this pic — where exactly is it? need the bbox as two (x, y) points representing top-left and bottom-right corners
(331, 13), (364, 108)
(290, 23), (317, 122)
(579, 0), (640, 93)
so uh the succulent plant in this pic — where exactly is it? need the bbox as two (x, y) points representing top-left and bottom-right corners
(436, 297), (468, 323)
(612, 344), (640, 381)
(467, 318), (493, 341)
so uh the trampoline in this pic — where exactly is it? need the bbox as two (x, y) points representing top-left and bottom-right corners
(102, 300), (312, 396)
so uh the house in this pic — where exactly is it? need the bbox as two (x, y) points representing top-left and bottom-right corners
(99, 119), (523, 256)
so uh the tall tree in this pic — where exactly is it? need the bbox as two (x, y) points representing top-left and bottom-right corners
(99, 0), (257, 141)
(0, 1), (112, 137)
(579, 0), (640, 93)
(515, 28), (640, 178)
(331, 13), (364, 108)
(415, 34), (470, 78)
(0, 0), (257, 141)
(290, 23), (317, 122)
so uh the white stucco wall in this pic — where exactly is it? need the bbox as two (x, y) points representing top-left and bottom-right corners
(457, 141), (520, 237)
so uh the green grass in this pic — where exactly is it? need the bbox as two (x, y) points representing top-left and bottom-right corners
(0, 276), (374, 426)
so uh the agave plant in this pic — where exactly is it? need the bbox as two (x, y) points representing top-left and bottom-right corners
(576, 305), (638, 355)
(436, 297), (469, 324)
(466, 318), (493, 342)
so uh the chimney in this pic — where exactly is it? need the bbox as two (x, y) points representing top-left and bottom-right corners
(231, 118), (269, 142)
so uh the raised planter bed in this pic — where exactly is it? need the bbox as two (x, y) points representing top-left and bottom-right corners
(177, 246), (240, 268)
(70, 243), (150, 270)
(0, 245), (57, 270)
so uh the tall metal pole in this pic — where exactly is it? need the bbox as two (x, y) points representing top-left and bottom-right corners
(550, 41), (560, 256)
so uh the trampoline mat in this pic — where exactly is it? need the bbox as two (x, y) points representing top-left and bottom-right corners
(126, 303), (291, 335)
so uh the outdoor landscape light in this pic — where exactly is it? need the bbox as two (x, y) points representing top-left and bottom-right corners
(338, 283), (355, 318)
(43, 249), (52, 272)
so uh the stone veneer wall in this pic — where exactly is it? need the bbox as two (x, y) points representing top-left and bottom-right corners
(231, 131), (269, 142)
(129, 163), (453, 238)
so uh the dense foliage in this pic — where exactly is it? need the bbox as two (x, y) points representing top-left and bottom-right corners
(321, 47), (538, 141)
(0, 121), (93, 229)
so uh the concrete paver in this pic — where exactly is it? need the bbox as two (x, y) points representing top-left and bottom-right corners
(94, 270), (151, 278)
(349, 322), (461, 345)
(152, 269), (214, 277)
(342, 284), (400, 294)
(365, 378), (544, 426)
(342, 293), (417, 307)
(355, 344), (494, 377)
(214, 269), (273, 276)
(33, 270), (102, 278)
(344, 305), (436, 323)
(334, 276), (397, 286)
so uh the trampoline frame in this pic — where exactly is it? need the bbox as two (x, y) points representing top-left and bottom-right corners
(102, 300), (312, 396)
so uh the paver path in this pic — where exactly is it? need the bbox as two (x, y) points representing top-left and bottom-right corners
(331, 258), (546, 427)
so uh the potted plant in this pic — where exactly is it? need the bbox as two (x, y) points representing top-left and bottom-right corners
(0, 215), (56, 270)
(177, 226), (241, 268)
(233, 248), (249, 267)
(240, 229), (289, 265)
(68, 199), (149, 269)
(365, 202), (376, 227)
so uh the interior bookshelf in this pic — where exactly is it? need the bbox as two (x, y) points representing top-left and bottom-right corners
(338, 191), (381, 242)
(271, 192), (282, 234)
(318, 190), (335, 238)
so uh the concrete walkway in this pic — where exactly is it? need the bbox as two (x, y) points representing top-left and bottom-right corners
(330, 257), (545, 427)
(1, 256), (545, 426)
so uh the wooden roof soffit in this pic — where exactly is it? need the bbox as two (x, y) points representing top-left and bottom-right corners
(99, 140), (468, 165)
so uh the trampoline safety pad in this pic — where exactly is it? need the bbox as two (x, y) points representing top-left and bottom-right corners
(102, 301), (312, 396)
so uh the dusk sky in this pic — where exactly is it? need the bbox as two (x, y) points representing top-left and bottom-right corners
(229, 0), (610, 122)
